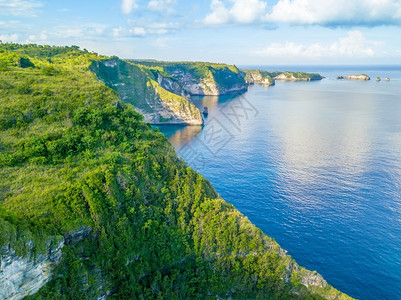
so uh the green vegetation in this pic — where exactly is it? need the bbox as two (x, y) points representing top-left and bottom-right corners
(1, 44), (350, 299)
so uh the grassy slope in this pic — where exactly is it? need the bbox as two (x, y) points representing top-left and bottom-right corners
(1, 44), (350, 299)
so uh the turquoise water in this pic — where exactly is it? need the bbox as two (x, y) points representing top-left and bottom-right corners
(157, 66), (401, 299)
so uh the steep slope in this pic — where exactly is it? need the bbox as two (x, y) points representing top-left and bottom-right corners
(132, 60), (248, 95)
(90, 58), (202, 125)
(1, 44), (351, 299)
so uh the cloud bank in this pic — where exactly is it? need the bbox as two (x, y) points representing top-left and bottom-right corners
(204, 0), (401, 27)
(121, 0), (138, 15)
(255, 31), (379, 59)
(0, 0), (43, 16)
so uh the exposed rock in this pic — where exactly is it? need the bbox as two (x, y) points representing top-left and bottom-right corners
(299, 270), (328, 288)
(386, 77), (390, 81)
(0, 238), (64, 300)
(166, 68), (247, 96)
(132, 60), (248, 96)
(243, 70), (275, 86)
(156, 73), (190, 99)
(64, 226), (92, 245)
(343, 74), (370, 80)
(376, 77), (381, 81)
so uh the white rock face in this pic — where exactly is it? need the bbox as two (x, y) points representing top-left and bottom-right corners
(300, 270), (328, 288)
(169, 69), (247, 96)
(157, 74), (189, 99)
(0, 240), (64, 300)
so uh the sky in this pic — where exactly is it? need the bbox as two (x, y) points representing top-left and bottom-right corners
(1, 0), (401, 65)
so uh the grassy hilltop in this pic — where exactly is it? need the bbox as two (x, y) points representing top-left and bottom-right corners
(1, 44), (350, 299)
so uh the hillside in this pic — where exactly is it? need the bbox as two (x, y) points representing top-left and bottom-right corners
(0, 44), (351, 299)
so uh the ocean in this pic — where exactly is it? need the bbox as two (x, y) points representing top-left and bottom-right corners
(157, 65), (401, 299)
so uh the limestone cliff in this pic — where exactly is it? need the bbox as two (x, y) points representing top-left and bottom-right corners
(243, 69), (275, 86)
(90, 59), (203, 125)
(0, 237), (63, 300)
(0, 226), (96, 300)
(132, 60), (248, 96)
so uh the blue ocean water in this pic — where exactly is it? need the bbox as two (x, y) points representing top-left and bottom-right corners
(157, 66), (401, 300)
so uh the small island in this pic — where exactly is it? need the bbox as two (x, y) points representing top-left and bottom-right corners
(338, 74), (370, 80)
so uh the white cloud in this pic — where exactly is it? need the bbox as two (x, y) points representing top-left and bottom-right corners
(267, 0), (401, 26)
(204, 0), (267, 25)
(0, 0), (43, 16)
(153, 37), (175, 49)
(255, 31), (379, 59)
(121, 0), (137, 15)
(203, 0), (401, 27)
(26, 31), (47, 43)
(147, 0), (176, 13)
(112, 21), (179, 37)
(0, 34), (19, 42)
(0, 20), (20, 28)
(55, 24), (107, 38)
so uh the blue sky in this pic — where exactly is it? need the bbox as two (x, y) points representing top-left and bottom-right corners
(1, 0), (401, 65)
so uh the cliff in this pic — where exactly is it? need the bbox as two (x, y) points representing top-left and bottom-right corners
(132, 60), (248, 96)
(243, 69), (276, 86)
(0, 44), (352, 299)
(89, 58), (202, 125)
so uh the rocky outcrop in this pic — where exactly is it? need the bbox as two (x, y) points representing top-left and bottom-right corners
(342, 74), (370, 80)
(243, 70), (275, 86)
(90, 59), (203, 125)
(0, 226), (95, 300)
(0, 238), (63, 300)
(64, 226), (92, 245)
(156, 73), (190, 99)
(144, 79), (203, 125)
